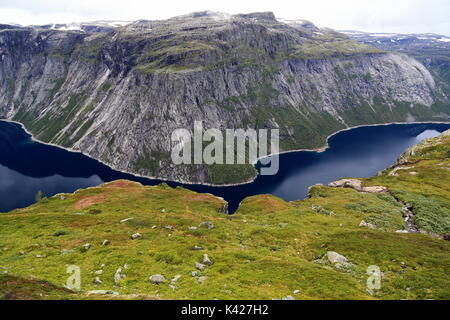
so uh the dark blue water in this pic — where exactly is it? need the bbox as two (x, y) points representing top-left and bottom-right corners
(0, 120), (449, 213)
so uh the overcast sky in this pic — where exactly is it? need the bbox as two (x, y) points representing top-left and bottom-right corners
(0, 0), (449, 36)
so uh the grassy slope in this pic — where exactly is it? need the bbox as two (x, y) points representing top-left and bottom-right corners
(0, 132), (449, 300)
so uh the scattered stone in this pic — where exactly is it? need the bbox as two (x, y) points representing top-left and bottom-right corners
(120, 218), (134, 223)
(388, 166), (414, 176)
(282, 295), (295, 300)
(325, 251), (348, 264)
(311, 204), (334, 216)
(400, 262), (406, 268)
(19, 251), (26, 255)
(123, 263), (129, 269)
(165, 225), (173, 231)
(94, 270), (103, 275)
(169, 284), (176, 290)
(202, 254), (213, 266)
(35, 254), (44, 258)
(60, 249), (74, 255)
(60, 195), (66, 200)
(114, 267), (123, 285)
(100, 264), (106, 268)
(101, 240), (110, 246)
(149, 274), (166, 284)
(171, 275), (181, 283)
(198, 222), (214, 229)
(197, 276), (207, 283)
(87, 290), (119, 296)
(279, 223), (288, 228)
(361, 186), (389, 193)
(190, 245), (203, 251)
(81, 243), (91, 252)
(188, 226), (198, 230)
(93, 277), (102, 285)
(293, 290), (300, 294)
(131, 233), (142, 240)
(409, 172), (418, 176)
(396, 229), (408, 233)
(191, 271), (198, 277)
(195, 262), (205, 271)
(151, 225), (157, 229)
(359, 220), (376, 229)
(73, 212), (85, 215)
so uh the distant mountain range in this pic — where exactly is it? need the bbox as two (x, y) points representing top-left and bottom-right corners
(342, 30), (450, 95)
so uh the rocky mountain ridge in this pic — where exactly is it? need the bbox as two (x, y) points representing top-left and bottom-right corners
(0, 11), (448, 184)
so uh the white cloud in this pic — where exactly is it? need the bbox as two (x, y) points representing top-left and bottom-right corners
(0, 0), (448, 35)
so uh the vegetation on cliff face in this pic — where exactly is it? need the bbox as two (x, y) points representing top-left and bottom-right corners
(0, 130), (449, 300)
(0, 12), (448, 185)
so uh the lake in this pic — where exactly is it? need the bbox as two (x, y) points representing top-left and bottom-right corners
(0, 120), (449, 213)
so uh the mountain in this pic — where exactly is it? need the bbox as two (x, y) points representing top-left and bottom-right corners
(0, 129), (449, 300)
(342, 30), (450, 97)
(0, 11), (449, 185)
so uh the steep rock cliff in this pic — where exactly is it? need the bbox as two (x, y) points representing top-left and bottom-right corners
(0, 12), (448, 184)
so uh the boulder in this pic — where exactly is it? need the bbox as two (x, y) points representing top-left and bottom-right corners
(198, 222), (214, 229)
(149, 274), (166, 284)
(325, 251), (348, 264)
(362, 186), (388, 193)
(328, 179), (362, 191)
(87, 290), (119, 296)
(131, 233), (142, 240)
(195, 262), (205, 271)
(202, 254), (213, 266)
(359, 220), (376, 229)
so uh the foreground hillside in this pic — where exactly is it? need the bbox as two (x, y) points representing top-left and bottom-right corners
(1, 11), (448, 184)
(0, 130), (449, 300)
